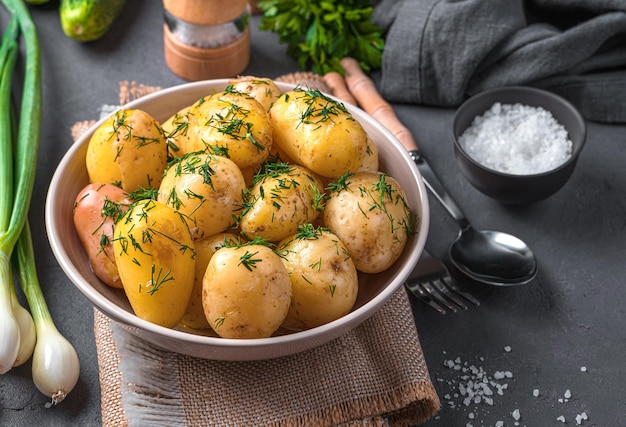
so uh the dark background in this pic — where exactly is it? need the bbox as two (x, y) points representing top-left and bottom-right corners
(1, 2), (624, 426)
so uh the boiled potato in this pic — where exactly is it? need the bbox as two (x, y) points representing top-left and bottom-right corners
(324, 171), (415, 274)
(202, 244), (292, 338)
(270, 88), (369, 178)
(228, 76), (282, 111)
(86, 109), (168, 192)
(73, 183), (131, 288)
(239, 162), (324, 242)
(179, 232), (240, 331)
(161, 105), (195, 158)
(359, 135), (379, 172)
(180, 90), (273, 170)
(113, 199), (195, 328)
(157, 153), (246, 240)
(277, 225), (358, 330)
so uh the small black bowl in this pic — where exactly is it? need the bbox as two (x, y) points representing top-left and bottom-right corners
(452, 86), (587, 205)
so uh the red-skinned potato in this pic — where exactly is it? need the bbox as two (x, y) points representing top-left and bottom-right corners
(73, 183), (131, 288)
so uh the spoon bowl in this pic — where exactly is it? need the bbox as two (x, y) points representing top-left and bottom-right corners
(449, 226), (537, 286)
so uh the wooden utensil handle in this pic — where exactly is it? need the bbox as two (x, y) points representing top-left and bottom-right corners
(339, 57), (419, 153)
(322, 71), (358, 106)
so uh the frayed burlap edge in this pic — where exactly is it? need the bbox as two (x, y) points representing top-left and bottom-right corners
(93, 308), (128, 427)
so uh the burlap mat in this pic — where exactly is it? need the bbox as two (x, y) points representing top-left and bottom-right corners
(78, 78), (440, 427)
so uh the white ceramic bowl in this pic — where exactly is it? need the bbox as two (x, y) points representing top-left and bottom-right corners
(45, 80), (430, 361)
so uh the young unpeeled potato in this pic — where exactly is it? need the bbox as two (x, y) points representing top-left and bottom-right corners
(324, 171), (415, 274)
(179, 232), (240, 331)
(161, 105), (195, 158)
(113, 199), (196, 328)
(181, 90), (273, 171)
(228, 76), (282, 111)
(359, 135), (379, 172)
(277, 225), (358, 331)
(157, 153), (246, 240)
(86, 109), (168, 192)
(270, 88), (369, 179)
(73, 183), (131, 289)
(202, 244), (292, 339)
(239, 162), (324, 242)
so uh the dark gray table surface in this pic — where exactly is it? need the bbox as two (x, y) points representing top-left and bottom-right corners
(1, 2), (624, 426)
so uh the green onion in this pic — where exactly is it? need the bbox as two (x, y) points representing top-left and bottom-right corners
(14, 222), (80, 406)
(10, 271), (35, 367)
(0, 0), (79, 404)
(0, 12), (20, 375)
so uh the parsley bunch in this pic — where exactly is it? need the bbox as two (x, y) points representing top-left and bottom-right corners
(257, 0), (385, 75)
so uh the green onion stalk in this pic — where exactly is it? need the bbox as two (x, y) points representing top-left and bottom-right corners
(0, 0), (80, 404)
(0, 13), (20, 375)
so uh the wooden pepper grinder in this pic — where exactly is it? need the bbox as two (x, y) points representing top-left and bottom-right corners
(163, 0), (251, 81)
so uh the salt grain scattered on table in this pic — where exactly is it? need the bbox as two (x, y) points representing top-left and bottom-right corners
(458, 102), (573, 175)
(512, 408), (521, 420)
(576, 412), (588, 425)
(437, 349), (591, 425)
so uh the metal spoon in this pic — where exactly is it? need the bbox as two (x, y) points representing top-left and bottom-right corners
(411, 150), (537, 286)
(336, 57), (538, 286)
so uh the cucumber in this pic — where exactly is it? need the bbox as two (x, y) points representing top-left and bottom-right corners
(60, 0), (126, 42)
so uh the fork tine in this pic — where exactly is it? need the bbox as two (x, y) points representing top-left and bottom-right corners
(406, 250), (479, 313)
(405, 282), (448, 315)
(430, 279), (468, 310)
(420, 282), (460, 312)
(441, 276), (481, 307)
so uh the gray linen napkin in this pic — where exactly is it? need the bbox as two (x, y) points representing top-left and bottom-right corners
(373, 0), (626, 123)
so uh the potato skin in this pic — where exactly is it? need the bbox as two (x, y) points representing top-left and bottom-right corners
(113, 199), (196, 328)
(228, 76), (282, 111)
(324, 172), (415, 274)
(239, 163), (324, 242)
(179, 232), (240, 331)
(73, 183), (130, 288)
(161, 105), (194, 158)
(157, 153), (246, 240)
(270, 88), (368, 178)
(86, 109), (168, 192)
(359, 135), (379, 172)
(183, 90), (273, 170)
(202, 245), (292, 338)
(277, 226), (358, 330)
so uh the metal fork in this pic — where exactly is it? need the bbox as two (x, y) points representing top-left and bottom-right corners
(405, 251), (480, 314)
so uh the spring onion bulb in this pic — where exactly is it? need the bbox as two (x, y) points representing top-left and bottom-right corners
(0, 14), (19, 374)
(0, 256), (20, 373)
(15, 222), (80, 405)
(0, 312), (19, 373)
(32, 323), (80, 407)
(11, 275), (35, 367)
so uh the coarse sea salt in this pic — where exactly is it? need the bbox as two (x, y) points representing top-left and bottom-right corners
(458, 102), (573, 175)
